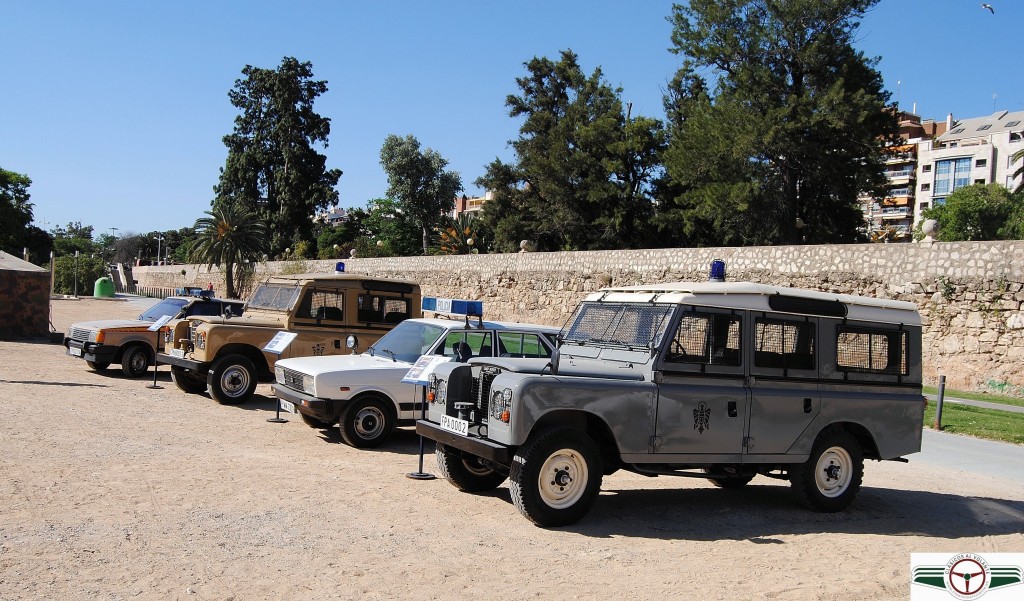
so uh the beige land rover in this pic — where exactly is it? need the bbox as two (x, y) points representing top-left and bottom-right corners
(158, 273), (421, 404)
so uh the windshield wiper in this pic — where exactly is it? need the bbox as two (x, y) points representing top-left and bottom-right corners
(380, 348), (397, 362)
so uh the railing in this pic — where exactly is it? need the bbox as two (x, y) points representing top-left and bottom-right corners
(885, 169), (915, 179)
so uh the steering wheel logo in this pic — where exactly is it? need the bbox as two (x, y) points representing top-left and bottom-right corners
(944, 554), (991, 600)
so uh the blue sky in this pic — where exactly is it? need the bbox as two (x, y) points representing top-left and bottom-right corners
(2, 0), (1021, 237)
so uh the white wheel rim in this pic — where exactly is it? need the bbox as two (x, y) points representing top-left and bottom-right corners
(220, 366), (250, 397)
(538, 448), (589, 509)
(353, 406), (385, 439)
(815, 446), (852, 498)
(461, 457), (493, 477)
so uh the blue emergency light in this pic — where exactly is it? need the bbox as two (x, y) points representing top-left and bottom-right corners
(422, 297), (483, 317)
(709, 259), (726, 282)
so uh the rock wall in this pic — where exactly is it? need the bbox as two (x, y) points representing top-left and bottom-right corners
(0, 269), (51, 340)
(134, 241), (1024, 396)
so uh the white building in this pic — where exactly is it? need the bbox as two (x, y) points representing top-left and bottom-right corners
(913, 110), (1024, 229)
(316, 207), (348, 227)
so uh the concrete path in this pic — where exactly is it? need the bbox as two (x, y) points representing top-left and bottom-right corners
(925, 393), (1024, 414)
(913, 428), (1024, 484)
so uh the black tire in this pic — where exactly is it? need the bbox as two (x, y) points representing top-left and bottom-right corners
(338, 397), (394, 448)
(170, 365), (207, 394)
(436, 443), (508, 492)
(300, 412), (335, 429)
(120, 345), (150, 378)
(86, 360), (110, 371)
(208, 354), (258, 405)
(509, 427), (603, 527)
(789, 429), (864, 512)
(703, 468), (755, 489)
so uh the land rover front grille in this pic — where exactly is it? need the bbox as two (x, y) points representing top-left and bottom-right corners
(70, 327), (91, 341)
(475, 366), (501, 420)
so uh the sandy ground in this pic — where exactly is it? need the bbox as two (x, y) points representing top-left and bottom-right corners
(1, 298), (1022, 601)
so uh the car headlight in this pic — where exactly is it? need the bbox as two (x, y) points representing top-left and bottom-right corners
(274, 365), (285, 384)
(490, 387), (512, 423)
(302, 374), (315, 396)
(196, 331), (206, 349)
(164, 329), (173, 344)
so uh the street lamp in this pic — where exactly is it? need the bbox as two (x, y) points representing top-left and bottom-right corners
(153, 233), (164, 265)
(74, 250), (80, 297)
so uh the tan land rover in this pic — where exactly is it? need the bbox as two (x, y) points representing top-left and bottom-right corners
(158, 273), (421, 404)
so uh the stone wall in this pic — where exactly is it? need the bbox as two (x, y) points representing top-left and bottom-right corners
(134, 240), (1024, 396)
(0, 269), (51, 340)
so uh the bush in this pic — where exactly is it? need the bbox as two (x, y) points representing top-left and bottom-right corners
(53, 255), (109, 296)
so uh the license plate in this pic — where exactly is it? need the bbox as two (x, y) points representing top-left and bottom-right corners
(440, 414), (469, 436)
(279, 399), (296, 414)
(169, 348), (185, 359)
(69, 347), (82, 357)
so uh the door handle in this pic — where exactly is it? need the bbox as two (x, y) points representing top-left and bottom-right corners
(803, 398), (812, 413)
(728, 401), (737, 418)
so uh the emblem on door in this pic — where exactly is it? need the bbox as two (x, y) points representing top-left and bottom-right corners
(693, 401), (711, 434)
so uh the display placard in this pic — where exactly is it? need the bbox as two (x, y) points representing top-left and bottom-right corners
(147, 314), (173, 332)
(401, 354), (453, 385)
(263, 331), (298, 355)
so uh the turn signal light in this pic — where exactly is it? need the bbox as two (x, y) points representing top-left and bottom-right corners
(500, 410), (510, 423)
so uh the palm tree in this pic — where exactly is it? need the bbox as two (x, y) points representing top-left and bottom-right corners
(190, 203), (267, 298)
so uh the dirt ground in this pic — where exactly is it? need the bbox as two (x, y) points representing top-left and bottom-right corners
(1, 298), (1021, 601)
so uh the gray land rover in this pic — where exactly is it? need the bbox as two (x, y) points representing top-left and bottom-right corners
(416, 278), (924, 527)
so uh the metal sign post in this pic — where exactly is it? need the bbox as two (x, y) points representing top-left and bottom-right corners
(263, 331), (298, 423)
(401, 355), (452, 480)
(145, 315), (173, 390)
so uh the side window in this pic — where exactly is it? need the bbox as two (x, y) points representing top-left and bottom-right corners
(187, 303), (221, 317)
(304, 290), (345, 322)
(666, 312), (742, 366)
(754, 318), (815, 371)
(836, 327), (908, 375)
(441, 331), (494, 358)
(357, 295), (410, 324)
(497, 331), (553, 358)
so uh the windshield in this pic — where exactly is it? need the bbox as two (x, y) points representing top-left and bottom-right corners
(247, 283), (301, 311)
(138, 298), (188, 322)
(368, 321), (446, 363)
(562, 302), (675, 349)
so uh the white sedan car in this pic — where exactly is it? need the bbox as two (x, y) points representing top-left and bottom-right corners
(271, 316), (558, 448)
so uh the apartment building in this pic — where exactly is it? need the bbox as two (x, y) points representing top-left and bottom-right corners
(913, 110), (1024, 229)
(451, 192), (491, 217)
(860, 111), (940, 242)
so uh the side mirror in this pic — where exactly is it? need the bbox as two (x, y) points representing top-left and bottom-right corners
(223, 306), (233, 318)
(549, 346), (560, 375)
(346, 335), (359, 353)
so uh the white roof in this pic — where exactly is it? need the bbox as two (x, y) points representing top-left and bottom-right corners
(0, 250), (47, 273)
(587, 281), (921, 326)
(409, 317), (559, 334)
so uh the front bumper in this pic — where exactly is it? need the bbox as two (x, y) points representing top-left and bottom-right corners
(65, 339), (117, 364)
(271, 384), (333, 421)
(415, 420), (514, 465)
(156, 353), (207, 372)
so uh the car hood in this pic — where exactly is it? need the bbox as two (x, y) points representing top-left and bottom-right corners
(69, 319), (152, 332)
(276, 353), (415, 377)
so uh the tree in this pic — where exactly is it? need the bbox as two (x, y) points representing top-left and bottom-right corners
(190, 204), (268, 299)
(436, 212), (483, 255)
(920, 184), (1021, 241)
(214, 57), (342, 257)
(379, 135), (462, 255)
(356, 197), (422, 257)
(477, 50), (664, 252)
(1, 167), (51, 263)
(51, 222), (97, 257)
(662, 0), (896, 246)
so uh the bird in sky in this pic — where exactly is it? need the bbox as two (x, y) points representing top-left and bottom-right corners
(981, 3), (995, 13)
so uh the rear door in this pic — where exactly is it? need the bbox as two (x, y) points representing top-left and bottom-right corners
(654, 307), (747, 455)
(745, 315), (820, 454)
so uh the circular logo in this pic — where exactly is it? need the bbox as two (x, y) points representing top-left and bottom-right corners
(943, 554), (991, 600)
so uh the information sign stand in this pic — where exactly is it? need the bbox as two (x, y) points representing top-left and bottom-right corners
(263, 331), (298, 423)
(401, 355), (452, 480)
(145, 315), (173, 390)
